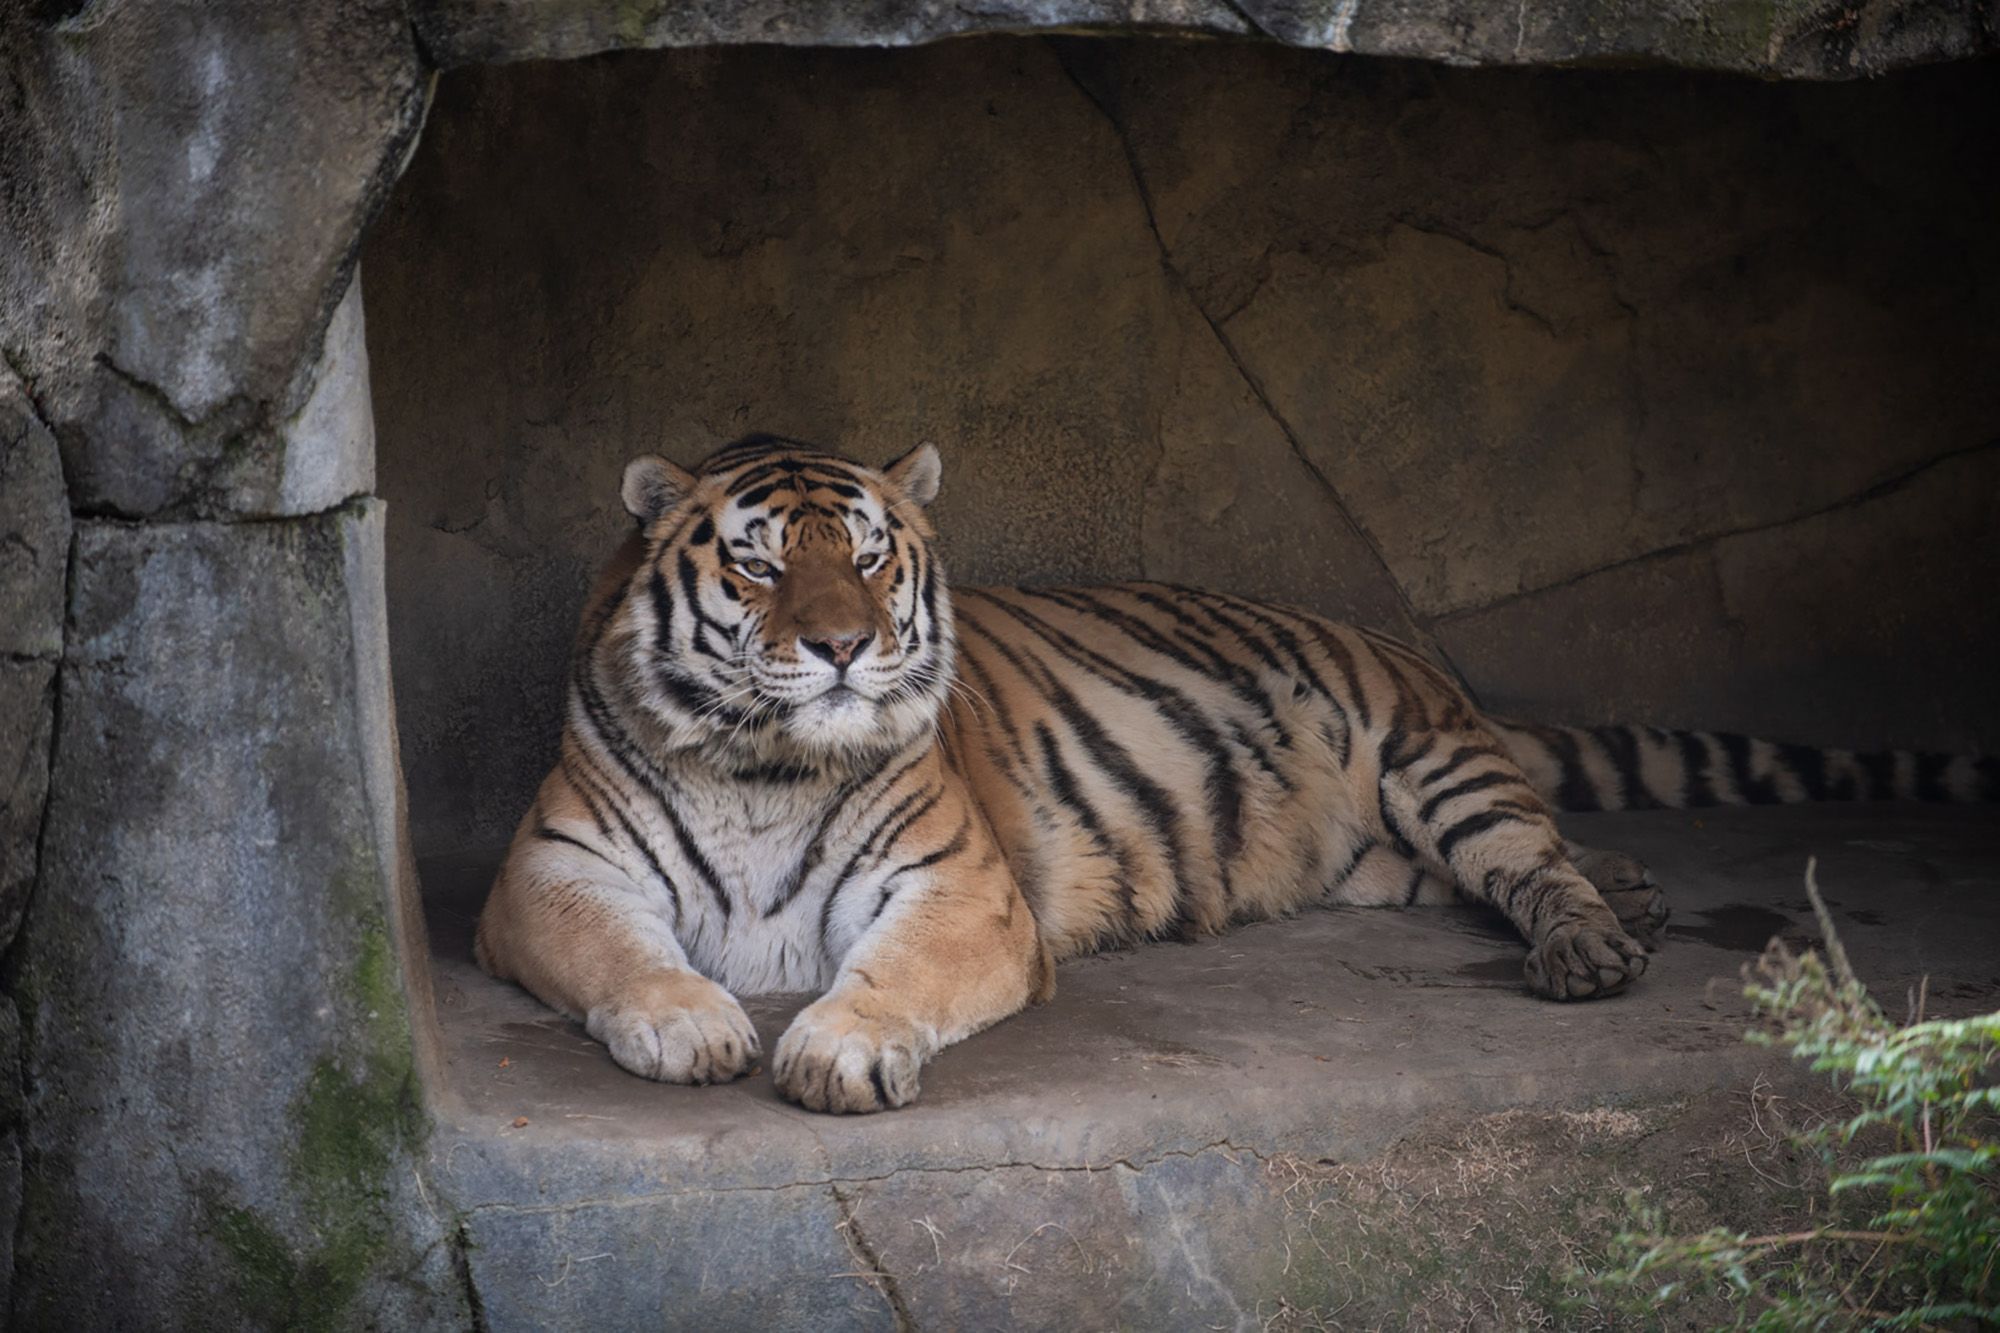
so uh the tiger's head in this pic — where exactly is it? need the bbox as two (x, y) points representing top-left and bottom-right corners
(602, 435), (953, 764)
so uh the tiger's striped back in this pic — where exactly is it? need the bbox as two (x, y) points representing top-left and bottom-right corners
(943, 580), (1995, 963)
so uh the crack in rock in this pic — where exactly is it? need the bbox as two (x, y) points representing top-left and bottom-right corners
(1434, 433), (2000, 624)
(1387, 215), (1561, 338)
(93, 351), (220, 431)
(453, 1138), (1273, 1218)
(1, 349), (61, 444)
(832, 1182), (917, 1332)
(1049, 44), (1471, 688)
(68, 493), (381, 534)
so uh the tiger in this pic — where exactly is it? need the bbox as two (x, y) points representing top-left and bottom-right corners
(473, 435), (1997, 1114)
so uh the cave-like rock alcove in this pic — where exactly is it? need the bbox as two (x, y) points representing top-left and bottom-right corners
(3, 5), (1995, 1328)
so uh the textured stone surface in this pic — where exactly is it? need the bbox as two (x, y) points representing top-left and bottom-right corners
(0, 2), (422, 520)
(270, 271), (380, 516)
(9, 506), (463, 1330)
(464, 1179), (881, 1329)
(0, 373), (70, 661)
(424, 806), (2000, 1327)
(0, 662), (55, 955)
(0, 997), (17, 1302)
(0, 1136), (15, 1287)
(0, 367), (65, 1290)
(410, 0), (2000, 78)
(365, 44), (2000, 855)
(1086, 43), (2000, 619)
(0, 368), (67, 952)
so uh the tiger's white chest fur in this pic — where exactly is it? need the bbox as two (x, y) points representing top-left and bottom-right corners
(628, 769), (861, 995)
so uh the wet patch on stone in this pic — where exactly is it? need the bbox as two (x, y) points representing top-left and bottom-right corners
(1934, 978), (2000, 1005)
(1666, 903), (1795, 952)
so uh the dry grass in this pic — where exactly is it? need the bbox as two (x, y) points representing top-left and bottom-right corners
(1250, 1089), (1849, 1331)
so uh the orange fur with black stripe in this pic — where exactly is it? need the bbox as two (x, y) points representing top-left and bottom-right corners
(476, 437), (1996, 1113)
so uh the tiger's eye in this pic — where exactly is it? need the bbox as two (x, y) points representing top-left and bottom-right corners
(739, 559), (773, 579)
(856, 552), (882, 573)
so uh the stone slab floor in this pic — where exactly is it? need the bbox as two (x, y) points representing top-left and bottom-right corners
(420, 806), (1999, 1329)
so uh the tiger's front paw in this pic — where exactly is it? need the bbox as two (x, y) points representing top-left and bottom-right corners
(586, 972), (760, 1085)
(772, 999), (929, 1114)
(1524, 920), (1648, 1000)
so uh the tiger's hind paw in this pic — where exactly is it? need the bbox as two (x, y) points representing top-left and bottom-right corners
(1567, 845), (1668, 949)
(1524, 921), (1648, 1000)
(1600, 878), (1668, 950)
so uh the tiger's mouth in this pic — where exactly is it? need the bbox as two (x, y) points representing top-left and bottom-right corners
(772, 676), (899, 754)
(725, 646), (944, 758)
(741, 671), (879, 710)
(798, 680), (876, 713)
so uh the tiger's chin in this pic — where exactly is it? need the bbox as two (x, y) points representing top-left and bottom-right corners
(769, 683), (937, 763)
(777, 686), (896, 754)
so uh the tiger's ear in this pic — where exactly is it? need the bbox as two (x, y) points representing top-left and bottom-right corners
(621, 454), (697, 523)
(884, 442), (942, 508)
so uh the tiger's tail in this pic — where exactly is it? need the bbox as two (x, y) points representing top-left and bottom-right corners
(1491, 720), (1999, 813)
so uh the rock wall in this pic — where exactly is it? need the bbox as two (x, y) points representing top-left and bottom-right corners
(1, 4), (459, 1325)
(0, 366), (68, 1305)
(363, 40), (2000, 858)
(410, 0), (2000, 79)
(10, 502), (463, 1330)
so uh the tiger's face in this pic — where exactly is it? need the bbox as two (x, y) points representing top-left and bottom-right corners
(615, 436), (952, 762)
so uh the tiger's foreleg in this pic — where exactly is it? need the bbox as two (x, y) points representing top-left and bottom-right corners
(1382, 741), (1649, 999)
(476, 822), (761, 1085)
(772, 800), (1053, 1114)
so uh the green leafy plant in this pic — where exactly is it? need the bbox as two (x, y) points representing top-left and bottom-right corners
(1602, 859), (2000, 1330)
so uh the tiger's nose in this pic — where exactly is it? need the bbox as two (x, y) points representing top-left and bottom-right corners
(801, 631), (873, 669)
